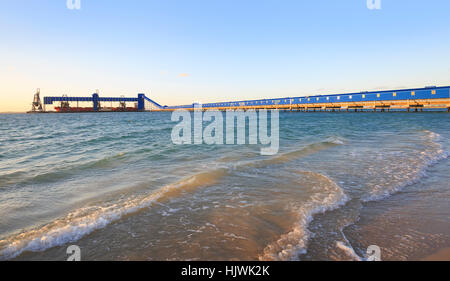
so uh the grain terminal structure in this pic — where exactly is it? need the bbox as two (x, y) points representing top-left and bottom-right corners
(30, 86), (450, 113)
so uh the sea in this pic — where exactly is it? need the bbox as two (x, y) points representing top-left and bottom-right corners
(0, 111), (449, 261)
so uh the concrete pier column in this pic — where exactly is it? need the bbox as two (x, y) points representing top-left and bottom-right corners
(138, 93), (145, 111)
(93, 93), (99, 112)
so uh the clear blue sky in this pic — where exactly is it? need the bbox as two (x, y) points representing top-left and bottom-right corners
(1, 0), (450, 111)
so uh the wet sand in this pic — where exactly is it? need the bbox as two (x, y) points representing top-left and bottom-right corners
(422, 247), (450, 261)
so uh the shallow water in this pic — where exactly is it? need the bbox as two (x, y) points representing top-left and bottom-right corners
(0, 112), (449, 260)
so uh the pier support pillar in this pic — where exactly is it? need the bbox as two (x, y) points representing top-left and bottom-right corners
(93, 93), (99, 112)
(138, 93), (145, 111)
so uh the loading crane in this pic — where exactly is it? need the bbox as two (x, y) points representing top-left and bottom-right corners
(30, 88), (43, 112)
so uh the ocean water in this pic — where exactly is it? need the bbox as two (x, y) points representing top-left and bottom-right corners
(0, 112), (449, 261)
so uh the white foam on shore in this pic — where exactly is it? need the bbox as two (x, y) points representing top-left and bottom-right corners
(0, 168), (227, 260)
(363, 130), (448, 202)
(335, 241), (363, 261)
(259, 171), (349, 261)
(0, 138), (343, 260)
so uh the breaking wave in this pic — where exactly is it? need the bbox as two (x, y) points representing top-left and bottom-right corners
(259, 171), (349, 261)
(0, 138), (345, 260)
(0, 168), (227, 260)
(363, 130), (448, 202)
(250, 139), (344, 167)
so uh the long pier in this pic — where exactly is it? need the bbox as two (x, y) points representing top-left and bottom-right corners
(161, 86), (450, 112)
(31, 86), (450, 113)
